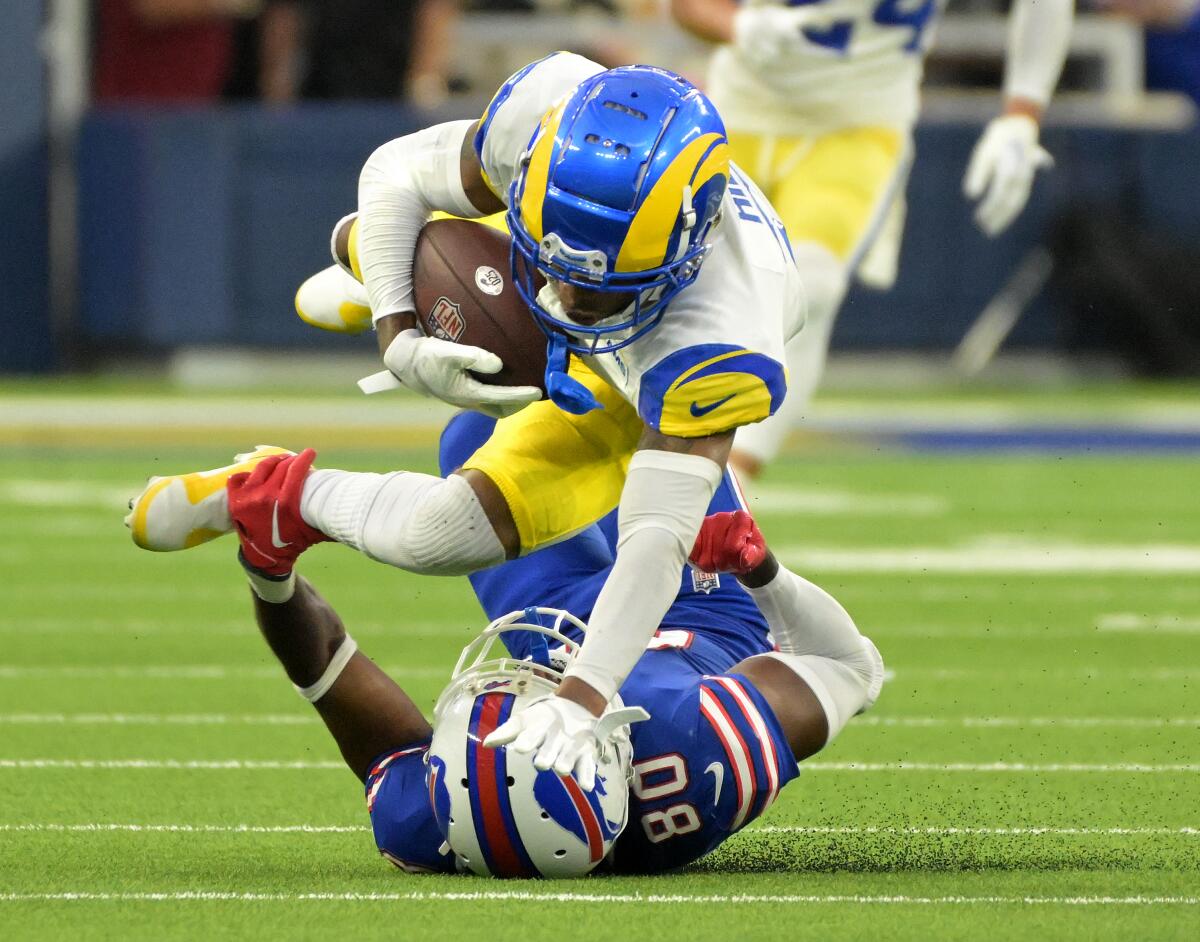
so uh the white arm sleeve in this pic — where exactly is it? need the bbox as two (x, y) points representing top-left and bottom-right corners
(746, 565), (885, 735)
(564, 451), (723, 703)
(357, 119), (482, 322)
(744, 564), (864, 661)
(1004, 0), (1075, 107)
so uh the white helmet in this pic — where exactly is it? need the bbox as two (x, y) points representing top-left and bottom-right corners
(428, 608), (640, 878)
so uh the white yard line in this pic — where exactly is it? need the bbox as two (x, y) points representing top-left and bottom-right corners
(1097, 613), (1200, 633)
(0, 759), (348, 770)
(3, 713), (1194, 730)
(0, 823), (366, 833)
(779, 541), (1200, 574)
(0, 481), (134, 508)
(0, 713), (316, 726)
(7, 391), (1200, 428)
(5, 664), (1198, 681)
(0, 891), (1194, 906)
(2, 759), (1196, 772)
(749, 825), (1200, 837)
(4, 479), (952, 519)
(0, 665), (446, 680)
(3, 823), (1195, 838)
(0, 618), (450, 637)
(743, 486), (950, 517)
(855, 715), (1200, 729)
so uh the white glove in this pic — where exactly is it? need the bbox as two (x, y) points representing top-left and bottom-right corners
(379, 328), (541, 418)
(733, 2), (857, 65)
(485, 695), (602, 790)
(963, 114), (1054, 237)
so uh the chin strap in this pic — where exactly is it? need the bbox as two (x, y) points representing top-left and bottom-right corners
(544, 334), (603, 416)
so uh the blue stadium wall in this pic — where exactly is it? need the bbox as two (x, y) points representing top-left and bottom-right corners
(0, 3), (52, 371)
(76, 105), (1200, 352)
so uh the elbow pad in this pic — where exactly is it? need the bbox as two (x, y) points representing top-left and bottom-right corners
(357, 119), (482, 321)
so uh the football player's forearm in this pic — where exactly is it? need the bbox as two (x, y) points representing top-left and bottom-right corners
(670, 0), (738, 44)
(251, 576), (348, 688)
(251, 577), (432, 780)
(1003, 0), (1075, 118)
(741, 561), (865, 662)
(357, 120), (481, 321)
(563, 450), (724, 704)
(563, 526), (693, 708)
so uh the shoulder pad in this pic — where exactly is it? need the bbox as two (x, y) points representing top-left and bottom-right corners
(639, 344), (787, 438)
(473, 52), (604, 198)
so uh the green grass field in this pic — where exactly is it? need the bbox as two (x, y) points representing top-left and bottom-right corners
(1, 383), (1197, 939)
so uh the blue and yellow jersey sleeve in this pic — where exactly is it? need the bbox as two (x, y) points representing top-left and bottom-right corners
(638, 344), (787, 438)
(472, 52), (604, 202)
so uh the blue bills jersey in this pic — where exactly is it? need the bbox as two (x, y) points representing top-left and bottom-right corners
(366, 412), (799, 874)
(366, 643), (798, 876)
(611, 638), (798, 873)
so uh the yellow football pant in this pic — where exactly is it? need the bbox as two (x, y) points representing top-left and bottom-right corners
(462, 358), (642, 552)
(727, 127), (907, 264)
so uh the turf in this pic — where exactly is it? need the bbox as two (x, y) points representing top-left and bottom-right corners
(0, 386), (1197, 940)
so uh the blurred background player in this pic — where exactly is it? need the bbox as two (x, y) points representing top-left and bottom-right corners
(201, 410), (882, 875)
(670, 0), (1076, 480)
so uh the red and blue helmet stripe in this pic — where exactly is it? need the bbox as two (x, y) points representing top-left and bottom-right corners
(465, 692), (538, 878)
(532, 768), (622, 865)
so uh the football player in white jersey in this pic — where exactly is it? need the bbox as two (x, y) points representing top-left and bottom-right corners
(671, 0), (1075, 478)
(129, 55), (807, 791)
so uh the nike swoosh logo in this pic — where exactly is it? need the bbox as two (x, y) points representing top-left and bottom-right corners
(705, 761), (724, 806)
(270, 503), (292, 549)
(690, 394), (735, 418)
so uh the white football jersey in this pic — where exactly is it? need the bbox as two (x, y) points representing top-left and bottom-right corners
(708, 0), (948, 135)
(476, 53), (805, 438)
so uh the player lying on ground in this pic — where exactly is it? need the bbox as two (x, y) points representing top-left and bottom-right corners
(671, 0), (1074, 479)
(130, 54), (806, 790)
(211, 411), (882, 875)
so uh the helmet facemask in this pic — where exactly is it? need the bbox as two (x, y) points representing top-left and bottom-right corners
(508, 185), (716, 356)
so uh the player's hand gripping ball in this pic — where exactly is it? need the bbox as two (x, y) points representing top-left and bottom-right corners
(690, 510), (767, 576)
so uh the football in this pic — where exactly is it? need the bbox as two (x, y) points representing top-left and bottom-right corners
(412, 218), (547, 391)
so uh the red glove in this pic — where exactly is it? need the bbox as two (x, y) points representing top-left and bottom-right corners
(227, 448), (328, 576)
(689, 510), (766, 576)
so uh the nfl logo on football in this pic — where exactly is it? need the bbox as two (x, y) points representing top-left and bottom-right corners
(428, 297), (466, 342)
(691, 568), (720, 595)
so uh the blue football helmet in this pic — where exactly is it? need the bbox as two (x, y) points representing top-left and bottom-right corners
(507, 65), (730, 355)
